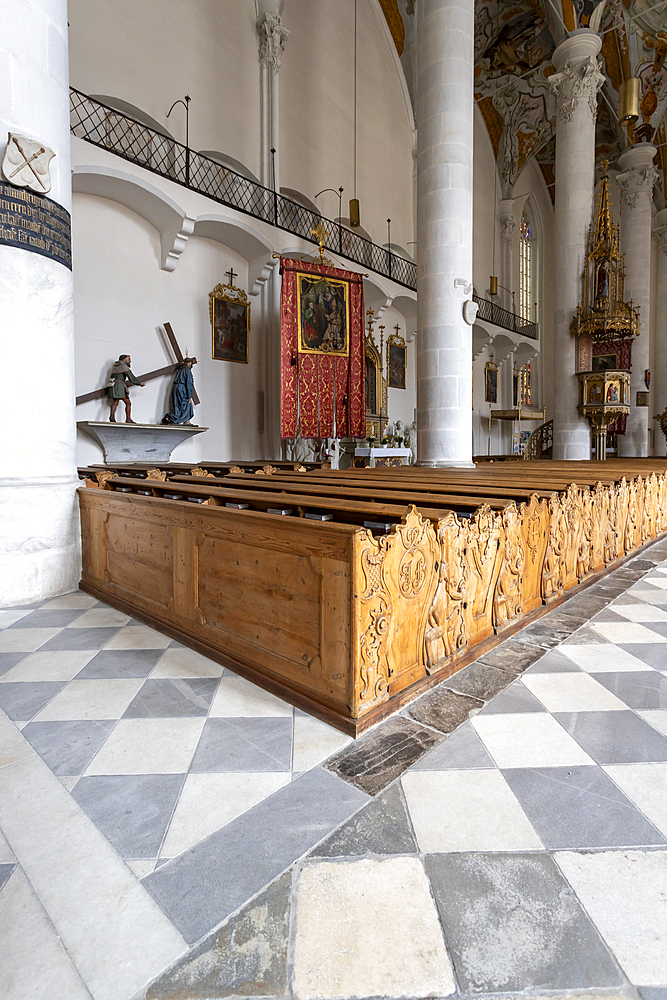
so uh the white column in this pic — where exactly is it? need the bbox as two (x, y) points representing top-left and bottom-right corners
(0, 0), (79, 606)
(499, 199), (516, 313)
(549, 29), (604, 460)
(616, 143), (657, 457)
(256, 1), (289, 192)
(416, 0), (475, 468)
(653, 208), (667, 455)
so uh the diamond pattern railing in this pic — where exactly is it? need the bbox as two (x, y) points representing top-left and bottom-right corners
(473, 293), (539, 340)
(69, 88), (418, 290)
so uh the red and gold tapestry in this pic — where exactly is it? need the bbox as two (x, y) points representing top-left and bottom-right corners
(280, 257), (365, 439)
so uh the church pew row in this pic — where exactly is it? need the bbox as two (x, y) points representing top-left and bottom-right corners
(78, 465), (667, 735)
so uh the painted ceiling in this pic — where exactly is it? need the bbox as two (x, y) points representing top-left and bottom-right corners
(380, 0), (667, 205)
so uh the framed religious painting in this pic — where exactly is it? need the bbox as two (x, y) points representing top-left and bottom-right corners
(296, 273), (350, 356)
(210, 280), (250, 364)
(386, 328), (406, 389)
(484, 359), (498, 404)
(592, 354), (617, 372)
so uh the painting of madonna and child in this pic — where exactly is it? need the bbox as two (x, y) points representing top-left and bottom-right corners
(297, 274), (350, 356)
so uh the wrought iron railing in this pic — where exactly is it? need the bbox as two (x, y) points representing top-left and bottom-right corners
(69, 88), (418, 290)
(473, 294), (539, 340)
(523, 419), (553, 459)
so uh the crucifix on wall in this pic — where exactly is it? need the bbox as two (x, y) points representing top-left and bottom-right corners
(75, 323), (200, 406)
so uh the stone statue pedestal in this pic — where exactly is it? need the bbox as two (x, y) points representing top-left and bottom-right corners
(77, 421), (208, 463)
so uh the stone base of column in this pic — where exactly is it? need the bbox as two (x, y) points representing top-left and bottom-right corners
(617, 426), (648, 458)
(553, 426), (591, 461)
(0, 479), (81, 606)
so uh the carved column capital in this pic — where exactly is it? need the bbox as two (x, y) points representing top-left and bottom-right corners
(500, 214), (516, 244)
(257, 12), (289, 72)
(617, 163), (658, 209)
(549, 55), (605, 122)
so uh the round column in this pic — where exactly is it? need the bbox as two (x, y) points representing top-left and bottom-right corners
(549, 29), (605, 460)
(652, 209), (667, 455)
(416, 0), (475, 467)
(0, 0), (79, 605)
(616, 143), (657, 457)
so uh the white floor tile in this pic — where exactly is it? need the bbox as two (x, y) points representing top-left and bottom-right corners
(610, 603), (667, 623)
(0, 868), (93, 1000)
(521, 672), (628, 712)
(0, 710), (37, 769)
(0, 829), (15, 863)
(293, 858), (455, 999)
(0, 609), (34, 627)
(41, 594), (99, 610)
(401, 769), (543, 853)
(160, 772), (290, 858)
(103, 626), (172, 650)
(559, 644), (650, 673)
(150, 647), (224, 679)
(590, 622), (667, 643)
(0, 747), (186, 1000)
(208, 674), (293, 718)
(292, 714), (352, 772)
(641, 574), (667, 589)
(126, 859), (158, 879)
(556, 850), (667, 985)
(85, 718), (205, 775)
(0, 650), (96, 684)
(639, 710), (667, 738)
(32, 679), (144, 722)
(625, 587), (667, 605)
(58, 776), (80, 792)
(68, 608), (131, 629)
(0, 628), (63, 652)
(603, 763), (667, 838)
(471, 713), (595, 768)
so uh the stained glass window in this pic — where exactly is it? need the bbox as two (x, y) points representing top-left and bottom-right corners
(520, 211), (532, 322)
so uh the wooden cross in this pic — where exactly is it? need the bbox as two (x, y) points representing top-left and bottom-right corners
(225, 268), (238, 286)
(75, 322), (200, 405)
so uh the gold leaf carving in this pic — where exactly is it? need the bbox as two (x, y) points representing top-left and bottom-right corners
(146, 468), (167, 481)
(95, 470), (115, 490)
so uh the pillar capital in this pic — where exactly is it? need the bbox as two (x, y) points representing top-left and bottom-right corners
(617, 143), (658, 209)
(257, 11), (289, 72)
(499, 199), (515, 243)
(550, 30), (604, 123)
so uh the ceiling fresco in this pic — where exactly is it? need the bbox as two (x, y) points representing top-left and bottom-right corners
(380, 0), (667, 207)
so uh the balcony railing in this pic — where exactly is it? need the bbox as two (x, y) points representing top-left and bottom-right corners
(69, 88), (418, 290)
(473, 294), (539, 340)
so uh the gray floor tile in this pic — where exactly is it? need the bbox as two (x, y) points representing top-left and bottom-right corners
(410, 720), (495, 770)
(21, 720), (115, 775)
(425, 853), (624, 993)
(524, 648), (583, 672)
(0, 863), (15, 891)
(146, 870), (291, 1000)
(476, 640), (545, 674)
(562, 626), (613, 646)
(517, 621), (578, 649)
(406, 687), (482, 734)
(502, 765), (666, 849)
(477, 680), (547, 714)
(639, 989), (667, 1000)
(0, 652), (28, 676)
(123, 678), (219, 718)
(555, 710), (667, 764)
(143, 766), (368, 943)
(643, 623), (667, 639)
(190, 717), (293, 772)
(593, 670), (667, 710)
(72, 773), (185, 858)
(591, 609), (628, 623)
(445, 661), (514, 702)
(39, 627), (120, 651)
(325, 717), (444, 796)
(169, 640), (187, 649)
(7, 610), (84, 628)
(76, 649), (164, 679)
(310, 783), (417, 858)
(0, 681), (65, 721)
(617, 644), (667, 670)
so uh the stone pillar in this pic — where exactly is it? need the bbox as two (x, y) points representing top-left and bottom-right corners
(416, 0), (475, 467)
(549, 29), (604, 460)
(256, 0), (289, 191)
(499, 199), (516, 313)
(616, 143), (657, 457)
(653, 209), (667, 455)
(0, 0), (79, 605)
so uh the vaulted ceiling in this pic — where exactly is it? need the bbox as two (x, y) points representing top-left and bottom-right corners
(379, 0), (667, 205)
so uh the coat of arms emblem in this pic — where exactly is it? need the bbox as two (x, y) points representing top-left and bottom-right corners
(1, 132), (55, 194)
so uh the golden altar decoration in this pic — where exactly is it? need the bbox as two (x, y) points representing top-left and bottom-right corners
(577, 370), (631, 459)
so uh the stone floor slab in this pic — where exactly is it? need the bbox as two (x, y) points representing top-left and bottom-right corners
(310, 782), (417, 858)
(21, 719), (115, 776)
(555, 710), (667, 764)
(410, 720), (495, 770)
(406, 686), (483, 733)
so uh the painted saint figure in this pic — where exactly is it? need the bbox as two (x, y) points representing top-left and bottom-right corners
(107, 355), (146, 423)
(162, 357), (198, 425)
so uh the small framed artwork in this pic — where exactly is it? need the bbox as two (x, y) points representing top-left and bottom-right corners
(592, 354), (617, 372)
(484, 360), (498, 404)
(210, 280), (250, 364)
(636, 391), (650, 407)
(387, 328), (407, 389)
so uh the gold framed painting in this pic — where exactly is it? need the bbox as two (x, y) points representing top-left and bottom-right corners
(296, 272), (350, 356)
(210, 281), (250, 364)
(484, 359), (498, 403)
(386, 329), (406, 389)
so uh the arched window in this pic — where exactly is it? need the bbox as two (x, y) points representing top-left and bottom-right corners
(519, 210), (532, 321)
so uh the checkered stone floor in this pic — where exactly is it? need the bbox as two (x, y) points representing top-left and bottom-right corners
(3, 552), (667, 1000)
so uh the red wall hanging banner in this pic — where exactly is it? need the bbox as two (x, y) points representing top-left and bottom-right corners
(280, 257), (365, 439)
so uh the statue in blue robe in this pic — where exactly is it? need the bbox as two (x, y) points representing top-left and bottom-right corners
(162, 357), (197, 424)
